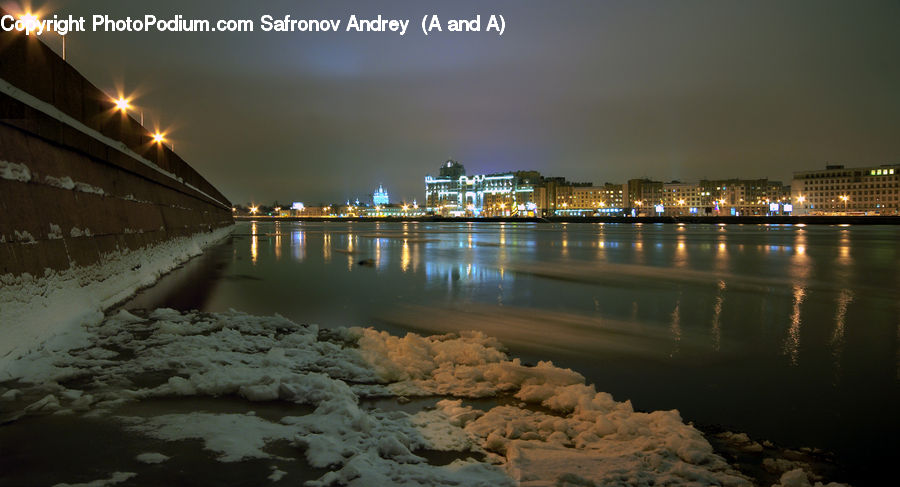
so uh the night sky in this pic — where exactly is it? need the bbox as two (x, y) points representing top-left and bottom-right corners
(23, 0), (900, 205)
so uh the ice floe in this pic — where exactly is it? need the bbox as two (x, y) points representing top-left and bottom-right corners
(3, 306), (845, 486)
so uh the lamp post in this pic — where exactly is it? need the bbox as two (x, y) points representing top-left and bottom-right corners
(114, 97), (131, 113)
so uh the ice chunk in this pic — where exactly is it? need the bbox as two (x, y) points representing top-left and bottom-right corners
(135, 452), (170, 464)
(122, 412), (294, 462)
(772, 468), (849, 487)
(52, 472), (136, 487)
(267, 466), (286, 482)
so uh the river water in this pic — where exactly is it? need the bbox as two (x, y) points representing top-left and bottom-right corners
(125, 220), (899, 484)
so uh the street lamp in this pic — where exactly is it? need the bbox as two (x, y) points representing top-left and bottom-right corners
(249, 206), (259, 215)
(18, 13), (39, 34)
(113, 97), (131, 112)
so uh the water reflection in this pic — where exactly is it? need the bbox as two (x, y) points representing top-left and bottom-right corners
(838, 231), (852, 265)
(375, 238), (383, 269)
(346, 233), (355, 271)
(711, 280), (725, 352)
(669, 297), (682, 358)
(250, 222), (258, 265)
(830, 289), (853, 384)
(715, 235), (728, 272)
(323, 233), (332, 262)
(784, 285), (805, 366)
(274, 222), (282, 261)
(675, 234), (687, 268)
(292, 230), (305, 262)
(401, 239), (410, 273)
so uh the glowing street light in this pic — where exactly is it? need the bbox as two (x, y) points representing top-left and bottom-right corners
(152, 131), (166, 144)
(796, 195), (806, 203)
(249, 206), (259, 214)
(19, 13), (39, 34)
(113, 97), (131, 112)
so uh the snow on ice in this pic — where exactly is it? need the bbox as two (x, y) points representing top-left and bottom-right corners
(1, 304), (844, 486)
(0, 225), (233, 375)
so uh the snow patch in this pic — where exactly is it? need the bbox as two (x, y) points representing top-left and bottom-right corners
(75, 182), (105, 195)
(123, 412), (294, 462)
(0, 160), (31, 182)
(267, 466), (287, 482)
(13, 230), (37, 244)
(69, 227), (91, 238)
(52, 472), (136, 487)
(4, 307), (784, 486)
(772, 468), (848, 487)
(48, 224), (63, 240)
(135, 452), (170, 464)
(0, 225), (233, 375)
(44, 175), (76, 190)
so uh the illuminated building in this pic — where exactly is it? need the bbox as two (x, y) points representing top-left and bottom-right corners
(697, 179), (790, 216)
(424, 160), (541, 216)
(373, 184), (389, 205)
(791, 164), (900, 215)
(625, 178), (790, 216)
(555, 183), (626, 216)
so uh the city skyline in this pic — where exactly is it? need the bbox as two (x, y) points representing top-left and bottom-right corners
(20, 0), (900, 205)
(240, 160), (899, 218)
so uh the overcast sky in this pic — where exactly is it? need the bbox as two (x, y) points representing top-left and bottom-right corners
(23, 0), (900, 205)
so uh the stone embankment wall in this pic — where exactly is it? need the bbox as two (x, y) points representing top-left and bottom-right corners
(0, 26), (233, 277)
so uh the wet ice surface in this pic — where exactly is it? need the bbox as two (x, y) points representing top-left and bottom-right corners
(124, 221), (896, 485)
(0, 308), (848, 486)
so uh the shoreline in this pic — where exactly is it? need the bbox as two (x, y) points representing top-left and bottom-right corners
(235, 215), (900, 225)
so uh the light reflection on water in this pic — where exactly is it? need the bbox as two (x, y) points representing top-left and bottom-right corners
(250, 221), (258, 264)
(125, 221), (900, 480)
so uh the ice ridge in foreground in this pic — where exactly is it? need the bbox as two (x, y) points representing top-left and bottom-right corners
(3, 309), (844, 486)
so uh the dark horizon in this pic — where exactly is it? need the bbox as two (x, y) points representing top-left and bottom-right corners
(15, 0), (900, 205)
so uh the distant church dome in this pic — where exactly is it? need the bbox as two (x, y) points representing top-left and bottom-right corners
(373, 184), (389, 205)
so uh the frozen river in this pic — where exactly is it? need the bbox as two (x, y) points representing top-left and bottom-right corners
(122, 220), (899, 484)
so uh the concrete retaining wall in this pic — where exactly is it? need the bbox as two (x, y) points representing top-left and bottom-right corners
(0, 25), (232, 277)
